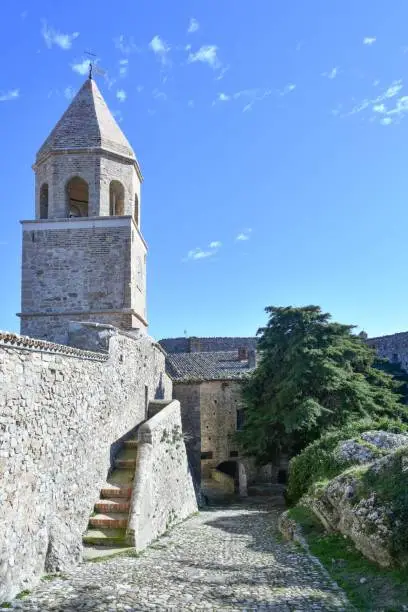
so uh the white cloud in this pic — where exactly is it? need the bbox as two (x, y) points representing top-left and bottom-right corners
(188, 18), (199, 34)
(64, 86), (75, 100)
(215, 65), (230, 81)
(363, 37), (376, 45)
(186, 248), (215, 261)
(218, 92), (230, 102)
(236, 229), (252, 241)
(280, 83), (296, 95)
(116, 89), (127, 102)
(71, 59), (90, 76)
(346, 79), (404, 119)
(209, 241), (222, 249)
(149, 35), (170, 65)
(0, 89), (19, 102)
(188, 45), (220, 69)
(381, 117), (393, 125)
(322, 67), (339, 80)
(152, 89), (167, 101)
(214, 88), (272, 111)
(42, 21), (79, 50)
(114, 35), (139, 55)
(119, 58), (129, 77)
(136, 85), (144, 93)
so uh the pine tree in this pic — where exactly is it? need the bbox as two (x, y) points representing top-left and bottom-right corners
(238, 306), (407, 463)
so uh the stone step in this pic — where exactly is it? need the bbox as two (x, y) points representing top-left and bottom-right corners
(95, 498), (130, 513)
(117, 447), (138, 460)
(115, 458), (136, 469)
(83, 528), (127, 547)
(124, 439), (138, 449)
(100, 483), (132, 499)
(89, 513), (128, 529)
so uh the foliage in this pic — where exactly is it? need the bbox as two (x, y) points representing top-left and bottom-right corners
(286, 417), (408, 504)
(237, 305), (408, 464)
(287, 505), (408, 611)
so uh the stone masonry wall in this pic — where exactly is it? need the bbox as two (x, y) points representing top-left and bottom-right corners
(367, 332), (408, 372)
(0, 329), (172, 602)
(20, 217), (147, 343)
(172, 383), (202, 487)
(199, 380), (256, 482)
(127, 400), (197, 551)
(159, 337), (258, 354)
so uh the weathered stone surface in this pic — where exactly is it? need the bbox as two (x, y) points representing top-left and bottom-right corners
(128, 399), (198, 550)
(0, 328), (172, 602)
(304, 443), (408, 568)
(8, 499), (351, 611)
(335, 430), (408, 465)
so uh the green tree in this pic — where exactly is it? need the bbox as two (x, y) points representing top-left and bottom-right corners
(238, 305), (408, 463)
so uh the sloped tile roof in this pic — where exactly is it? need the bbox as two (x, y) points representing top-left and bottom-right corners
(166, 350), (254, 382)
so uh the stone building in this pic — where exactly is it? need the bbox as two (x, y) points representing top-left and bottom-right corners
(367, 331), (408, 372)
(19, 78), (147, 344)
(0, 77), (198, 603)
(160, 338), (281, 496)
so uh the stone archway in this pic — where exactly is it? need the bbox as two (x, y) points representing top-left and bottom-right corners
(216, 460), (247, 497)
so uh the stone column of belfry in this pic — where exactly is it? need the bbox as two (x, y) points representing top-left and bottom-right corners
(19, 77), (147, 345)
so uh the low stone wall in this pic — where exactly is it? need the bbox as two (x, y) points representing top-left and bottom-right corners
(127, 400), (197, 551)
(0, 327), (172, 602)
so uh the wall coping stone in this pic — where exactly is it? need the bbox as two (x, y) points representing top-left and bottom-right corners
(0, 331), (108, 361)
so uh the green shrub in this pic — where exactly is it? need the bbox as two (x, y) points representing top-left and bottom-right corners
(286, 417), (408, 504)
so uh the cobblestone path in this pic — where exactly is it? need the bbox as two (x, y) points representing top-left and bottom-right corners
(10, 500), (351, 611)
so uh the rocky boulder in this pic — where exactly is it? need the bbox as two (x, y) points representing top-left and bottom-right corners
(334, 430), (408, 465)
(303, 444), (408, 568)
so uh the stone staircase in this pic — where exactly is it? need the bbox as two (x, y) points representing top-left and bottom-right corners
(83, 438), (138, 548)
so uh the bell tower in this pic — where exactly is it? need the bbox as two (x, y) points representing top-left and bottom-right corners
(19, 77), (147, 344)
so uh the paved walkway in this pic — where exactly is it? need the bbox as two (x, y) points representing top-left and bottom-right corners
(10, 499), (351, 611)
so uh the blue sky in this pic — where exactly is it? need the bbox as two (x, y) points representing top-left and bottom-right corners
(1, 1), (408, 340)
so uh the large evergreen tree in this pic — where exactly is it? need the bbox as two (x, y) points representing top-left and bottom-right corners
(238, 306), (408, 463)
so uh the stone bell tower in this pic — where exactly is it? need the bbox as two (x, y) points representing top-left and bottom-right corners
(19, 77), (147, 344)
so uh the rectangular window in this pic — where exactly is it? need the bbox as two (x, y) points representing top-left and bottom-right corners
(201, 451), (213, 460)
(236, 409), (245, 431)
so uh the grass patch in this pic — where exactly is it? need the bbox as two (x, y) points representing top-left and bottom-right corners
(288, 505), (408, 611)
(15, 590), (30, 600)
(0, 603), (11, 609)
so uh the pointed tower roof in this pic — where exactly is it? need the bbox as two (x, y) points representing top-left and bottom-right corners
(36, 79), (136, 163)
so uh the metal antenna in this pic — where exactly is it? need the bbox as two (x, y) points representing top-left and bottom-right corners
(84, 50), (106, 80)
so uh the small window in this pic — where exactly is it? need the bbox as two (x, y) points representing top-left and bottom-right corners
(134, 193), (139, 225)
(236, 409), (245, 431)
(40, 183), (49, 219)
(201, 451), (213, 460)
(109, 180), (125, 216)
(229, 450), (238, 458)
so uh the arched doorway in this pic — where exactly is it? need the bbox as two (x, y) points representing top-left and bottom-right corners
(217, 460), (247, 496)
(109, 180), (125, 216)
(66, 177), (89, 217)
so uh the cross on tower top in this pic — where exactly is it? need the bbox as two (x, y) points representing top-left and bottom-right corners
(84, 51), (105, 80)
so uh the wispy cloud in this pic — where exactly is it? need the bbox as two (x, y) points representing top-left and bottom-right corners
(279, 83), (296, 96)
(188, 18), (200, 34)
(21, 10), (28, 19)
(114, 35), (140, 55)
(64, 86), (75, 100)
(112, 109), (123, 123)
(236, 229), (252, 241)
(188, 99), (194, 108)
(184, 241), (221, 262)
(0, 89), (19, 102)
(71, 59), (90, 76)
(116, 89), (127, 102)
(215, 88), (272, 112)
(346, 79), (404, 121)
(152, 89), (167, 101)
(218, 92), (230, 102)
(119, 59), (128, 77)
(371, 95), (408, 125)
(42, 21), (79, 50)
(149, 35), (171, 65)
(322, 67), (339, 80)
(188, 45), (220, 69)
(363, 37), (376, 45)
